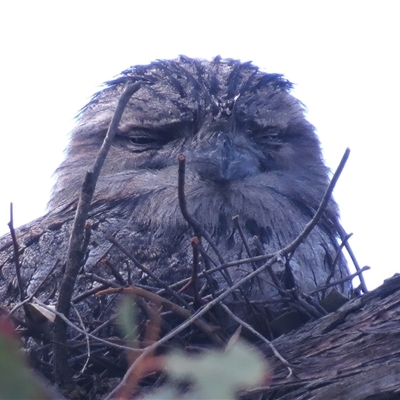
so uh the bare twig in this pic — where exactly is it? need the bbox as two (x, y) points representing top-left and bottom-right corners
(220, 303), (295, 374)
(108, 236), (192, 309)
(34, 298), (142, 354)
(97, 286), (223, 345)
(284, 148), (350, 256)
(7, 203), (24, 301)
(81, 222), (92, 256)
(309, 266), (371, 295)
(325, 233), (353, 290)
(53, 81), (147, 384)
(178, 237), (204, 308)
(177, 155), (227, 268)
(71, 303), (91, 373)
(253, 235), (285, 294)
(10, 259), (60, 315)
(233, 215), (257, 271)
(72, 283), (109, 303)
(102, 257), (127, 286)
(191, 237), (200, 307)
(337, 223), (368, 293)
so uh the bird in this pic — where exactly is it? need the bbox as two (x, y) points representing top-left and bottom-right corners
(0, 56), (351, 337)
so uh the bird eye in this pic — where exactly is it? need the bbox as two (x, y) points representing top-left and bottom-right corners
(129, 136), (159, 145)
(252, 126), (281, 143)
(126, 128), (172, 152)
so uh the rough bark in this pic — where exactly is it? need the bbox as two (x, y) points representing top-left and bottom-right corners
(254, 274), (400, 399)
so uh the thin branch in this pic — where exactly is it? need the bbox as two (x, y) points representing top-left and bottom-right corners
(102, 257), (127, 286)
(97, 286), (223, 345)
(337, 223), (369, 293)
(232, 215), (258, 271)
(34, 298), (142, 354)
(220, 303), (295, 374)
(71, 303), (91, 373)
(178, 237), (203, 308)
(53, 81), (147, 384)
(10, 259), (60, 315)
(72, 283), (109, 303)
(253, 235), (285, 294)
(108, 236), (192, 310)
(325, 233), (353, 289)
(7, 203), (24, 301)
(284, 148), (350, 255)
(177, 154), (227, 267)
(309, 266), (371, 295)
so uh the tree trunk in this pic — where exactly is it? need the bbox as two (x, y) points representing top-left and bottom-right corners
(255, 275), (400, 399)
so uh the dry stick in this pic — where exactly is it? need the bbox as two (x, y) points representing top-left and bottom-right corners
(71, 314), (119, 345)
(177, 154), (234, 288)
(282, 148), (350, 256)
(108, 236), (192, 310)
(71, 303), (91, 373)
(53, 81), (147, 384)
(34, 298), (143, 354)
(10, 259), (60, 315)
(290, 290), (326, 318)
(322, 232), (353, 299)
(333, 233), (352, 270)
(220, 303), (295, 374)
(177, 154), (255, 313)
(196, 245), (218, 299)
(228, 221), (268, 329)
(337, 223), (369, 293)
(107, 148), (351, 397)
(83, 273), (123, 289)
(102, 257), (127, 286)
(72, 283), (109, 303)
(7, 203), (24, 301)
(177, 155), (225, 264)
(309, 265), (370, 295)
(178, 237), (203, 308)
(156, 254), (276, 294)
(253, 234), (320, 319)
(253, 235), (286, 294)
(232, 215), (258, 272)
(97, 286), (223, 345)
(82, 222), (92, 257)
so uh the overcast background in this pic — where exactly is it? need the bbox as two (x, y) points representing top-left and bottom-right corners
(0, 1), (398, 290)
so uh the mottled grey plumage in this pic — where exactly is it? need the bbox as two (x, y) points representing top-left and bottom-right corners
(0, 56), (350, 329)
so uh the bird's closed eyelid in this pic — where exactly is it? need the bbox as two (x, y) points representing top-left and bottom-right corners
(246, 125), (283, 142)
(123, 127), (169, 140)
(115, 128), (177, 153)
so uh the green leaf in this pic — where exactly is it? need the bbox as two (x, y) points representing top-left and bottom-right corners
(165, 339), (269, 399)
(117, 294), (138, 344)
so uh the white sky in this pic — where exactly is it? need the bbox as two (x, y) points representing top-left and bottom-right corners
(0, 1), (398, 290)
